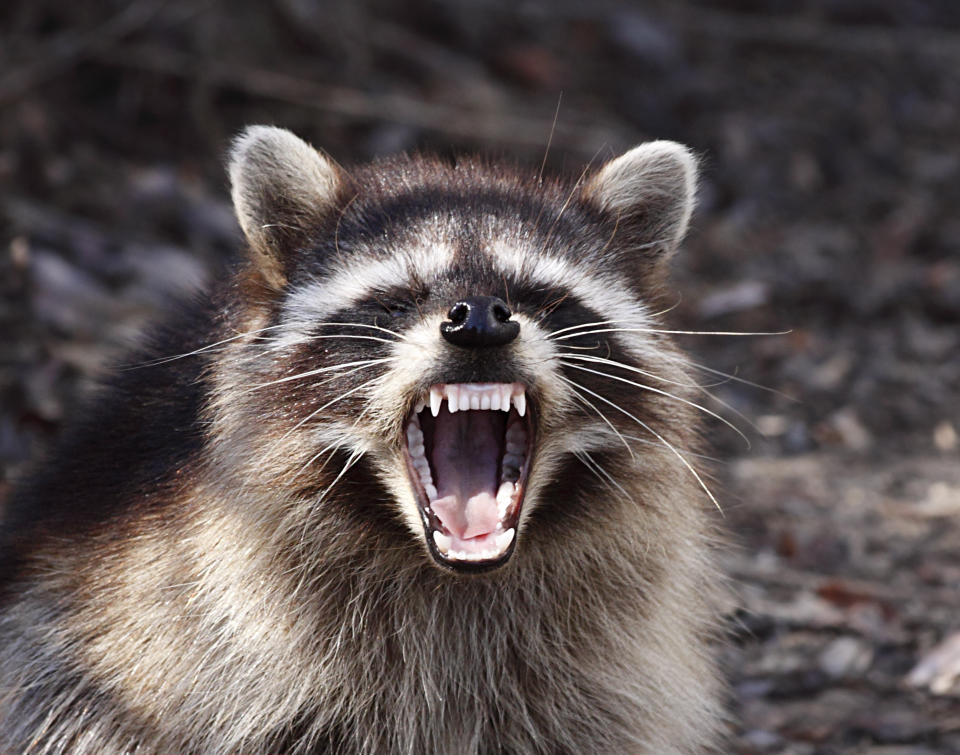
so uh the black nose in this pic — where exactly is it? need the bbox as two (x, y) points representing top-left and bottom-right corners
(440, 296), (520, 348)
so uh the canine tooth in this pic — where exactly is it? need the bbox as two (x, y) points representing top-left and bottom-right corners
(447, 386), (459, 414)
(496, 481), (514, 517)
(495, 528), (515, 552)
(424, 483), (437, 501)
(430, 387), (443, 417)
(433, 531), (451, 553)
(514, 391), (526, 417)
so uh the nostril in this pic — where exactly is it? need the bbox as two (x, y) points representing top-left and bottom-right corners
(491, 301), (511, 323)
(447, 303), (469, 324)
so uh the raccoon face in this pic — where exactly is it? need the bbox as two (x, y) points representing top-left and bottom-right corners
(223, 127), (697, 573)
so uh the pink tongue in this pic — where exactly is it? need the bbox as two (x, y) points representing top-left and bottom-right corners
(430, 409), (501, 539)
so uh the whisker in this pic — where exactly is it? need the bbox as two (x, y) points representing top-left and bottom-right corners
(246, 358), (396, 393)
(280, 373), (388, 442)
(120, 324), (289, 369)
(556, 352), (712, 389)
(297, 447), (366, 547)
(560, 377), (722, 513)
(556, 376), (635, 461)
(290, 322), (408, 341)
(619, 434), (723, 463)
(545, 318), (637, 339)
(552, 327), (791, 342)
(558, 360), (751, 448)
(686, 361), (797, 401)
(259, 334), (403, 357)
(574, 451), (632, 500)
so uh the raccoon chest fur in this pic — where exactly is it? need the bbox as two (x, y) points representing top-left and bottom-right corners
(0, 126), (726, 753)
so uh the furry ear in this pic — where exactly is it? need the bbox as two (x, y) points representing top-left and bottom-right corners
(583, 141), (698, 259)
(229, 126), (342, 289)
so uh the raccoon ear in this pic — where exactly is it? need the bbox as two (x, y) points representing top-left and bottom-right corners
(583, 141), (698, 258)
(229, 126), (342, 289)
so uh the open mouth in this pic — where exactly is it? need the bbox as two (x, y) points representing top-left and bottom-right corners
(403, 382), (533, 570)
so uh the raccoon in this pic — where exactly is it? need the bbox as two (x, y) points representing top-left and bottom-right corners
(0, 126), (726, 753)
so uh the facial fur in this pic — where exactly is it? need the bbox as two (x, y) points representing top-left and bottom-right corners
(0, 126), (726, 753)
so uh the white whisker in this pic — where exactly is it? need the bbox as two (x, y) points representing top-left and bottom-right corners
(247, 358), (396, 393)
(552, 327), (791, 342)
(560, 377), (722, 513)
(574, 451), (632, 500)
(558, 360), (751, 449)
(557, 376), (636, 461)
(280, 373), (387, 441)
(121, 324), (289, 368)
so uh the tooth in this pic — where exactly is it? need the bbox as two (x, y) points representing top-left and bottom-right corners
(410, 443), (426, 458)
(447, 386), (459, 414)
(502, 452), (523, 468)
(500, 386), (511, 412)
(459, 392), (470, 412)
(430, 387), (442, 417)
(415, 400), (425, 414)
(470, 394), (480, 410)
(480, 394), (491, 410)
(495, 528), (515, 552)
(505, 441), (525, 455)
(406, 424), (422, 444)
(496, 481), (514, 517)
(490, 391), (502, 411)
(433, 531), (451, 553)
(424, 483), (437, 501)
(514, 391), (526, 417)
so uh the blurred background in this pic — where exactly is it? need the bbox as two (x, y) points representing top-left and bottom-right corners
(2, 0), (959, 750)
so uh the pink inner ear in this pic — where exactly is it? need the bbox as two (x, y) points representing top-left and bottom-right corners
(429, 410), (503, 539)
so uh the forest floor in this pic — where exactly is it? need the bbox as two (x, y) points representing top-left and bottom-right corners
(2, 1), (959, 751)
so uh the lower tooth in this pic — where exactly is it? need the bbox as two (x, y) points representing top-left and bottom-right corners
(424, 483), (437, 501)
(495, 528), (515, 552)
(433, 531), (451, 553)
(496, 481), (514, 516)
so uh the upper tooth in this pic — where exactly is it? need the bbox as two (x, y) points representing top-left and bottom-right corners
(447, 386), (459, 414)
(490, 391), (502, 411)
(469, 394), (480, 410)
(513, 391), (526, 417)
(500, 386), (511, 412)
(458, 392), (470, 412)
(480, 394), (491, 410)
(430, 387), (443, 417)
